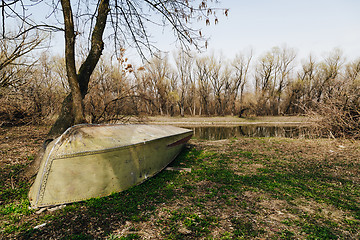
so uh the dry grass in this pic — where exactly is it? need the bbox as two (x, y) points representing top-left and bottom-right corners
(0, 125), (49, 168)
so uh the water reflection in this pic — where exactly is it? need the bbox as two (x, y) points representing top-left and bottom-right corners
(180, 125), (310, 140)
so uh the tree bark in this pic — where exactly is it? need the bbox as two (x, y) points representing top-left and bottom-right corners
(61, 0), (85, 125)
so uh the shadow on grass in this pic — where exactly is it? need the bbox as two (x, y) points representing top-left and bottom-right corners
(239, 166), (360, 219)
(0, 164), (30, 204)
(199, 153), (360, 216)
(187, 150), (359, 239)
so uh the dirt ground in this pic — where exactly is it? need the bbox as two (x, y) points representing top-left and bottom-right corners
(0, 125), (49, 169)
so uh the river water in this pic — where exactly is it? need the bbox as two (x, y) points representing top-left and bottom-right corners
(180, 125), (311, 140)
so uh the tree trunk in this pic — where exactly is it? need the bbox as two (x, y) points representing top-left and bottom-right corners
(22, 0), (110, 180)
(61, 0), (86, 125)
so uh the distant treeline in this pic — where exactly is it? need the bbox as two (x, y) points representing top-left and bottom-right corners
(1, 46), (359, 138)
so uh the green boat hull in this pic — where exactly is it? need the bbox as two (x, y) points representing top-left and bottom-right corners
(28, 124), (192, 208)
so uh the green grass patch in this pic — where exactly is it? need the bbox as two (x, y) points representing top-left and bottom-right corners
(161, 208), (218, 239)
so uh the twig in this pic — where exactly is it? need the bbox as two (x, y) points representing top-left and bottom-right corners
(165, 167), (191, 173)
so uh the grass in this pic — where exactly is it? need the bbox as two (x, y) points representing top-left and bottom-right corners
(1, 126), (359, 239)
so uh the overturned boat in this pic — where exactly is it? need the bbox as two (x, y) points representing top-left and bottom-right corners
(28, 124), (192, 208)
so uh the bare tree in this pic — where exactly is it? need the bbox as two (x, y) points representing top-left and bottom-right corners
(144, 54), (173, 115)
(173, 50), (194, 116)
(195, 56), (212, 115)
(208, 54), (224, 115)
(230, 51), (252, 115)
(254, 50), (277, 115)
(2, 0), (225, 137)
(0, 32), (44, 88)
(27, 52), (67, 117)
(84, 51), (135, 123)
(222, 65), (233, 115)
(297, 55), (318, 108)
(309, 56), (360, 139)
(1, 0), (226, 178)
(274, 46), (296, 114)
(254, 46), (296, 115)
(133, 66), (154, 114)
(316, 49), (344, 102)
(0, 51), (67, 127)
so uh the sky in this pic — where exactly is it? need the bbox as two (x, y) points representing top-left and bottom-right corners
(199, 0), (360, 61)
(44, 0), (360, 64)
(129, 0), (360, 64)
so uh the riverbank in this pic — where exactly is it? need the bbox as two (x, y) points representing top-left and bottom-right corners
(146, 115), (311, 126)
